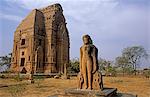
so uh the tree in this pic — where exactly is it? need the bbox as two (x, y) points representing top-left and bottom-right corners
(122, 46), (148, 75)
(98, 58), (117, 76)
(98, 58), (107, 72)
(106, 64), (117, 77)
(115, 56), (129, 76)
(0, 53), (12, 66)
(68, 58), (80, 73)
(105, 61), (117, 76)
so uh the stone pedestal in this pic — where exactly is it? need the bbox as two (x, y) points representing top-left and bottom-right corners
(50, 88), (117, 97)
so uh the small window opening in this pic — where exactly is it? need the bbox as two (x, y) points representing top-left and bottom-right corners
(28, 56), (30, 61)
(22, 52), (24, 55)
(20, 58), (25, 66)
(21, 39), (25, 45)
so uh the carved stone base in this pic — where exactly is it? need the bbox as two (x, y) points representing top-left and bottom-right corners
(92, 71), (103, 90)
(50, 88), (117, 97)
(77, 71), (103, 90)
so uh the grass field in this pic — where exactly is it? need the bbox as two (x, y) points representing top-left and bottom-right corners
(0, 76), (150, 97)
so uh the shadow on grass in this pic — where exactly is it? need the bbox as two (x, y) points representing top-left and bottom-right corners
(113, 93), (137, 97)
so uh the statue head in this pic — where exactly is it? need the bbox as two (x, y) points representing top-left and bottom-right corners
(82, 34), (93, 45)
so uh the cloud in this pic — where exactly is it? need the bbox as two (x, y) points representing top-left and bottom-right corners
(0, 13), (23, 22)
(5, 0), (118, 9)
(5, 0), (60, 9)
(1, 0), (149, 64)
(60, 0), (149, 60)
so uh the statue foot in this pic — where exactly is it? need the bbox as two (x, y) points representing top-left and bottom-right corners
(87, 87), (92, 90)
(83, 86), (88, 89)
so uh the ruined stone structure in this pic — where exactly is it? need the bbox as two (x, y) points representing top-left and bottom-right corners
(10, 3), (69, 74)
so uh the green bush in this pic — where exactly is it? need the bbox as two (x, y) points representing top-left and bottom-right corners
(68, 58), (80, 73)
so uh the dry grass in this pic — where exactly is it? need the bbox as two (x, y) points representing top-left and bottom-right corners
(0, 77), (150, 97)
(103, 77), (150, 97)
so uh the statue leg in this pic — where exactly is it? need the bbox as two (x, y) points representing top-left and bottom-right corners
(87, 60), (92, 89)
(82, 61), (87, 89)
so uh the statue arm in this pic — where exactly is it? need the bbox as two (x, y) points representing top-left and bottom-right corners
(92, 46), (98, 73)
(80, 47), (83, 73)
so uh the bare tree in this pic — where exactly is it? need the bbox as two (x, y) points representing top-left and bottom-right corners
(122, 46), (148, 75)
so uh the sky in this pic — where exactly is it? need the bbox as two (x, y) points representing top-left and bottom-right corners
(0, 0), (150, 68)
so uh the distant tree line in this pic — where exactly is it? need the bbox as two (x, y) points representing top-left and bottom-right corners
(68, 46), (150, 77)
(0, 46), (149, 77)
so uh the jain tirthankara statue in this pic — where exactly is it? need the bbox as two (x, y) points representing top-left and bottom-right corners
(78, 34), (103, 90)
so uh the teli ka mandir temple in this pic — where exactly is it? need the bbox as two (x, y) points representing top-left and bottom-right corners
(10, 3), (70, 74)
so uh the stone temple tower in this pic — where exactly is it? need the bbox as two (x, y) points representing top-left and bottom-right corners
(10, 3), (69, 74)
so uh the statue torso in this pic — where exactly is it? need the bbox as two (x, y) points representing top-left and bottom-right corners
(81, 44), (94, 61)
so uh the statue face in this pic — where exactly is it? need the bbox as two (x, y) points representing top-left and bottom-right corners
(83, 36), (90, 45)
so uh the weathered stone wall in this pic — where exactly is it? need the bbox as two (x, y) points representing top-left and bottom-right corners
(10, 3), (69, 74)
(10, 10), (37, 74)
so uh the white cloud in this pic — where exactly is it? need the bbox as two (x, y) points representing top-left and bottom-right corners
(61, 0), (149, 60)
(0, 13), (23, 22)
(5, 0), (61, 9)
(5, 0), (118, 9)
(1, 0), (149, 62)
